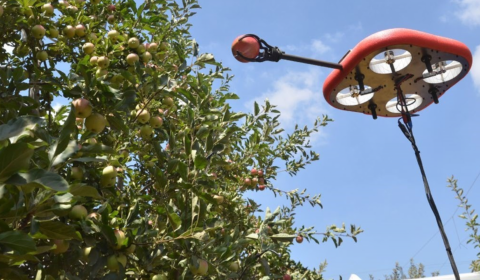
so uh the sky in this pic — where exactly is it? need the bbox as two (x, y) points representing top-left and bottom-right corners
(187, 0), (480, 279)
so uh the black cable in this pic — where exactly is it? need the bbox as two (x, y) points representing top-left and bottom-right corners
(396, 90), (460, 279)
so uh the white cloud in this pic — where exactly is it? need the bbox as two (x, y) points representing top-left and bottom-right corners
(281, 38), (331, 57)
(454, 0), (480, 26)
(325, 32), (344, 43)
(311, 40), (331, 55)
(471, 45), (480, 94)
(245, 68), (329, 142)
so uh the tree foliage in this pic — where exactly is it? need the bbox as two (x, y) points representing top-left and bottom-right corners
(0, 0), (362, 279)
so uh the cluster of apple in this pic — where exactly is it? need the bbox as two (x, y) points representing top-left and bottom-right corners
(243, 167), (266, 191)
(64, 204), (135, 271)
(72, 98), (107, 133)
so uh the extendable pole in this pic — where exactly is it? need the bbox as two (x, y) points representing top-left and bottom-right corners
(279, 53), (343, 69)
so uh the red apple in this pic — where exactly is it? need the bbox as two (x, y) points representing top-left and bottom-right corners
(244, 178), (252, 186)
(107, 4), (116, 11)
(114, 229), (126, 249)
(250, 168), (258, 176)
(283, 274), (292, 280)
(231, 35), (260, 63)
(296, 235), (304, 244)
(149, 116), (163, 128)
(258, 185), (266, 191)
(31, 25), (46, 39)
(72, 98), (93, 118)
(41, 4), (54, 16)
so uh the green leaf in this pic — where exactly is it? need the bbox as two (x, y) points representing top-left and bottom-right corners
(0, 143), (34, 182)
(270, 233), (296, 243)
(51, 140), (79, 166)
(69, 184), (102, 199)
(167, 210), (182, 231)
(254, 101), (260, 116)
(0, 116), (45, 142)
(50, 105), (76, 162)
(194, 154), (208, 170)
(38, 221), (80, 240)
(125, 201), (139, 227)
(80, 144), (114, 154)
(6, 169), (69, 192)
(0, 231), (36, 254)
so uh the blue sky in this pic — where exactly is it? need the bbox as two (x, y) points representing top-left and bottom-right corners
(188, 1), (480, 279)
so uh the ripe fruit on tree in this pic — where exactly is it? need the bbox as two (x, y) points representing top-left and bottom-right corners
(107, 255), (119, 271)
(190, 259), (208, 276)
(162, 97), (174, 107)
(71, 166), (83, 180)
(75, 24), (86, 37)
(283, 274), (292, 280)
(70, 205), (88, 220)
(64, 25), (76, 38)
(258, 170), (264, 177)
(72, 98), (92, 118)
(31, 25), (46, 39)
(258, 185), (266, 191)
(228, 261), (239, 272)
(90, 56), (98, 66)
(107, 4), (116, 11)
(52, 240), (69, 254)
(152, 275), (167, 280)
(97, 56), (109, 68)
(136, 44), (146, 54)
(244, 178), (252, 186)
(231, 35), (260, 63)
(149, 116), (163, 128)
(136, 109), (150, 123)
(139, 125), (153, 140)
(213, 195), (224, 204)
(36, 51), (48, 62)
(126, 53), (139, 65)
(114, 229), (126, 249)
(101, 165), (117, 187)
(142, 52), (152, 62)
(250, 168), (258, 176)
(83, 42), (95, 54)
(85, 113), (106, 133)
(128, 37), (140, 49)
(147, 42), (158, 53)
(41, 4), (54, 16)
(252, 177), (258, 185)
(107, 15), (115, 24)
(107, 30), (119, 41)
(296, 235), (304, 244)
(48, 27), (59, 38)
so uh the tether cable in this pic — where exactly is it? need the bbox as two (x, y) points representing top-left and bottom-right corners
(395, 75), (460, 280)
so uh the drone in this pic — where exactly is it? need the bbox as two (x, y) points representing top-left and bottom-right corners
(232, 28), (473, 280)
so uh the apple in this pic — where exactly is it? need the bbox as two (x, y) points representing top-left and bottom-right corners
(213, 195), (224, 204)
(258, 185), (266, 191)
(283, 274), (292, 280)
(125, 244), (136, 254)
(162, 97), (174, 107)
(42, 4), (54, 16)
(156, 52), (166, 60)
(257, 170), (264, 177)
(114, 229), (126, 249)
(107, 30), (119, 41)
(82, 42), (95, 54)
(97, 56), (109, 68)
(75, 24), (86, 37)
(244, 178), (252, 186)
(64, 25), (76, 38)
(52, 240), (69, 254)
(160, 42), (169, 51)
(101, 165), (117, 187)
(70, 205), (88, 220)
(128, 37), (140, 49)
(87, 212), (100, 220)
(141, 51), (152, 62)
(107, 15), (115, 24)
(117, 254), (127, 268)
(136, 44), (146, 54)
(228, 261), (239, 272)
(85, 113), (106, 133)
(48, 27), (59, 38)
(31, 25), (46, 39)
(107, 255), (119, 271)
(96, 68), (108, 78)
(72, 98), (92, 118)
(36, 51), (48, 61)
(139, 125), (153, 140)
(258, 177), (265, 184)
(147, 42), (158, 53)
(90, 56), (98, 66)
(190, 259), (208, 276)
(231, 35), (260, 63)
(89, 32), (98, 41)
(252, 177), (258, 185)
(152, 275), (167, 280)
(107, 4), (116, 11)
(250, 168), (258, 176)
(149, 116), (163, 128)
(136, 109), (150, 123)
(80, 246), (92, 261)
(296, 235), (304, 244)
(126, 53), (139, 65)
(71, 166), (83, 180)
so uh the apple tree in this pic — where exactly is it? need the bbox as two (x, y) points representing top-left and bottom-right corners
(0, 0), (362, 279)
